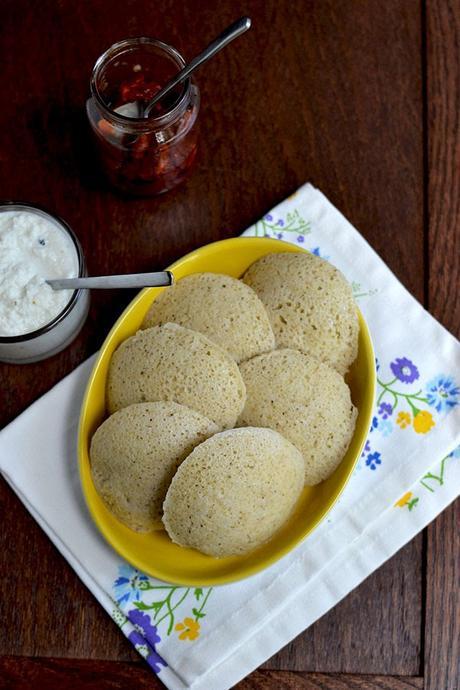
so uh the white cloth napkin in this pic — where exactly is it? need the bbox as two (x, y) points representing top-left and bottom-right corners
(1, 183), (459, 690)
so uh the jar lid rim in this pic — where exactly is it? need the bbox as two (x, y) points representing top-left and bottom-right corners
(90, 37), (192, 128)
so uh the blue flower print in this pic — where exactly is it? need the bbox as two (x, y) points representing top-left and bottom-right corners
(449, 445), (460, 459)
(264, 214), (273, 221)
(310, 246), (330, 260)
(366, 452), (382, 470)
(425, 375), (460, 414)
(369, 415), (378, 433)
(113, 564), (149, 605)
(378, 402), (393, 419)
(375, 358), (380, 372)
(276, 232), (284, 239)
(297, 234), (305, 243)
(378, 419), (393, 437)
(277, 219), (285, 227)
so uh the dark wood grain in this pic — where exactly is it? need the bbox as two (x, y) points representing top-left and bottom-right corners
(0, 0), (457, 688)
(0, 657), (161, 690)
(424, 503), (460, 690)
(0, 659), (425, 690)
(424, 3), (460, 689)
(236, 670), (424, 689)
(426, 0), (460, 334)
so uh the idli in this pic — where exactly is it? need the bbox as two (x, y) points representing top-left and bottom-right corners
(243, 252), (359, 374)
(142, 272), (275, 363)
(90, 402), (218, 531)
(162, 427), (304, 557)
(107, 323), (246, 429)
(238, 349), (357, 485)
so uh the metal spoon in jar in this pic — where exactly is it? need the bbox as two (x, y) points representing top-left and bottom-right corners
(140, 16), (252, 118)
(46, 271), (174, 290)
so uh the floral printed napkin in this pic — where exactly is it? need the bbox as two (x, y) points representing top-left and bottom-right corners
(0, 183), (459, 690)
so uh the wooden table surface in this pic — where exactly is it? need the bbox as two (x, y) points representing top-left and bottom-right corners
(0, 1), (458, 688)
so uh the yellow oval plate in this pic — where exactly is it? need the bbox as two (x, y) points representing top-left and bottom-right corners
(78, 237), (375, 585)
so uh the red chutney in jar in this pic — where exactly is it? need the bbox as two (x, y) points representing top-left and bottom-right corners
(86, 38), (200, 196)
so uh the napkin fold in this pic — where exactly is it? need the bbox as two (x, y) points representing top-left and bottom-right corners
(1, 184), (459, 690)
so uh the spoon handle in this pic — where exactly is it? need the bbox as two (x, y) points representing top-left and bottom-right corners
(47, 271), (174, 290)
(144, 16), (252, 117)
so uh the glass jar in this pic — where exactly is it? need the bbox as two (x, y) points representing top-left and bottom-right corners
(86, 38), (200, 196)
(0, 203), (90, 364)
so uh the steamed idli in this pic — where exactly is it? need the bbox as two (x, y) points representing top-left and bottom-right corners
(107, 323), (246, 428)
(162, 427), (304, 557)
(243, 252), (359, 374)
(238, 349), (357, 485)
(90, 402), (219, 531)
(142, 272), (275, 363)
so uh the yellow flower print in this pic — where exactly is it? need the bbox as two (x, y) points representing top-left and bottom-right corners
(395, 491), (413, 508)
(413, 410), (435, 434)
(175, 617), (200, 641)
(396, 411), (411, 429)
(394, 491), (419, 511)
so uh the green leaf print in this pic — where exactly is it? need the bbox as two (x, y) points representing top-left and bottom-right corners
(112, 565), (214, 639)
(192, 607), (206, 619)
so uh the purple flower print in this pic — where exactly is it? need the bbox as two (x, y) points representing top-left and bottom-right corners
(276, 232), (284, 239)
(390, 357), (419, 384)
(378, 402), (393, 419)
(361, 440), (371, 457)
(145, 650), (167, 673)
(297, 234), (305, 243)
(264, 214), (273, 221)
(277, 219), (285, 227)
(128, 610), (167, 674)
(128, 609), (161, 646)
(366, 451), (382, 470)
(129, 630), (147, 648)
(128, 629), (167, 673)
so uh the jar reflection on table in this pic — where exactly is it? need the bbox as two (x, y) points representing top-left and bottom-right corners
(86, 38), (200, 196)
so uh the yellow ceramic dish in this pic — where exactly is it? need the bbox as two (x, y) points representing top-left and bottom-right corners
(78, 237), (375, 585)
